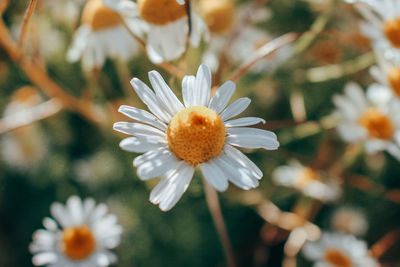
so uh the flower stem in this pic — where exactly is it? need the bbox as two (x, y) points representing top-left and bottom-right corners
(203, 178), (236, 267)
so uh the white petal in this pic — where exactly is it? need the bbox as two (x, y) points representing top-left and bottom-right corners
(118, 105), (167, 131)
(88, 204), (108, 225)
(113, 122), (166, 138)
(136, 151), (180, 180)
(193, 64), (212, 106)
(345, 82), (367, 112)
(224, 144), (263, 178)
(176, 0), (185, 5)
(201, 160), (229, 192)
(103, 0), (139, 17)
(50, 203), (70, 228)
(182, 75), (196, 107)
(66, 196), (84, 226)
(149, 70), (184, 115)
(226, 127), (279, 150)
(337, 123), (367, 142)
(32, 252), (58, 266)
(220, 97), (251, 121)
(130, 78), (172, 122)
(119, 136), (166, 153)
(150, 163), (194, 211)
(133, 147), (170, 167)
(42, 218), (58, 231)
(83, 198), (96, 221)
(208, 81), (236, 113)
(224, 117), (266, 127)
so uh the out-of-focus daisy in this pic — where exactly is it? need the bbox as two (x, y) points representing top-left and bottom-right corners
(272, 161), (341, 202)
(0, 87), (47, 169)
(345, 0), (400, 63)
(200, 1), (290, 73)
(38, 0), (85, 26)
(67, 0), (145, 71)
(30, 196), (122, 266)
(113, 64), (279, 211)
(103, 0), (208, 64)
(331, 207), (368, 236)
(333, 82), (400, 160)
(302, 232), (378, 267)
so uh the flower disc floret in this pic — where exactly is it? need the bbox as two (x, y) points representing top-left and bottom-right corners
(200, 0), (234, 34)
(383, 18), (400, 48)
(167, 106), (226, 166)
(82, 0), (121, 31)
(137, 0), (187, 25)
(388, 67), (400, 97)
(324, 249), (353, 267)
(358, 108), (394, 140)
(62, 225), (96, 261)
(295, 167), (321, 189)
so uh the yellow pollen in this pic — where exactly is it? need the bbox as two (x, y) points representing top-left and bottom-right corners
(295, 167), (321, 189)
(388, 67), (400, 97)
(167, 106), (226, 166)
(383, 18), (400, 48)
(62, 225), (96, 261)
(81, 0), (121, 31)
(324, 249), (353, 267)
(358, 108), (394, 140)
(200, 0), (235, 34)
(137, 0), (187, 25)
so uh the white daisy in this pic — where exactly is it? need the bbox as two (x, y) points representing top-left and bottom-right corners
(0, 87), (47, 169)
(272, 160), (341, 202)
(103, 0), (208, 64)
(345, 0), (400, 64)
(30, 196), (122, 267)
(333, 82), (400, 160)
(113, 64), (279, 211)
(302, 232), (378, 267)
(331, 207), (368, 236)
(67, 0), (146, 71)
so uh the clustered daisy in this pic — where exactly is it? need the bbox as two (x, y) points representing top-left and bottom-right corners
(30, 196), (122, 266)
(113, 64), (279, 211)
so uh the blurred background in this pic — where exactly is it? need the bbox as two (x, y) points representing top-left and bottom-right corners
(1, 0), (400, 266)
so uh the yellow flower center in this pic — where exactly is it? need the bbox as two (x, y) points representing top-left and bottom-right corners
(137, 0), (187, 25)
(358, 108), (394, 140)
(62, 225), (96, 261)
(81, 0), (122, 31)
(295, 167), (321, 189)
(383, 18), (400, 48)
(167, 106), (226, 166)
(324, 249), (353, 267)
(388, 67), (400, 97)
(200, 0), (234, 34)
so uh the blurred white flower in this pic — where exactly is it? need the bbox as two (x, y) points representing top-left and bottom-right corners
(67, 0), (145, 71)
(113, 64), (279, 211)
(39, 0), (86, 26)
(272, 160), (341, 202)
(345, 0), (400, 64)
(0, 87), (47, 170)
(333, 82), (400, 160)
(302, 232), (378, 267)
(331, 207), (368, 236)
(103, 0), (208, 64)
(30, 196), (122, 267)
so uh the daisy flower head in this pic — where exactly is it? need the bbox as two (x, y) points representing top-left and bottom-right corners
(67, 0), (145, 71)
(103, 0), (208, 64)
(302, 232), (378, 267)
(345, 0), (400, 63)
(30, 196), (122, 266)
(272, 160), (341, 202)
(113, 64), (279, 211)
(331, 207), (368, 236)
(333, 82), (400, 160)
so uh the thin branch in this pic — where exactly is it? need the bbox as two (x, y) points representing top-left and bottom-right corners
(203, 178), (236, 267)
(228, 33), (300, 82)
(370, 228), (400, 259)
(19, 0), (37, 48)
(0, 19), (104, 126)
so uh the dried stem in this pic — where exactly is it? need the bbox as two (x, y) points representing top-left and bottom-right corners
(0, 19), (104, 126)
(228, 33), (299, 82)
(19, 0), (37, 48)
(370, 228), (400, 259)
(203, 178), (236, 267)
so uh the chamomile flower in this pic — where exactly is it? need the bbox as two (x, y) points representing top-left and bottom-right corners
(103, 0), (208, 64)
(345, 0), (400, 63)
(333, 82), (400, 160)
(67, 0), (146, 71)
(302, 232), (378, 267)
(113, 64), (279, 211)
(331, 207), (368, 236)
(30, 196), (122, 267)
(272, 161), (341, 202)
